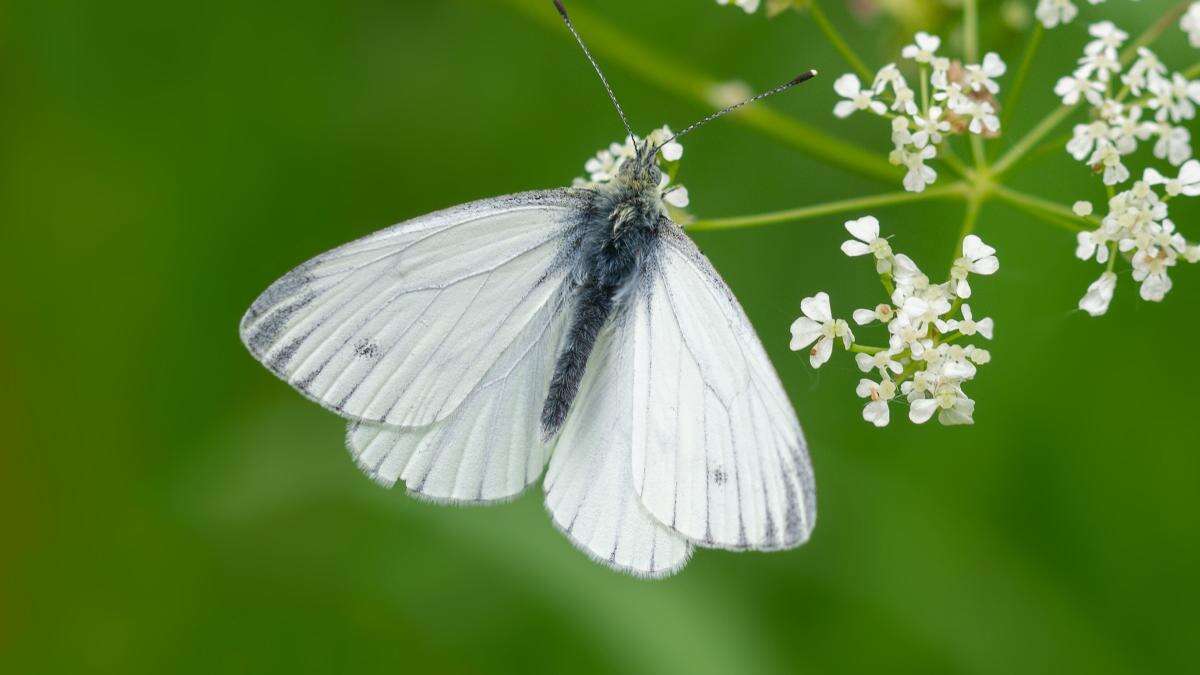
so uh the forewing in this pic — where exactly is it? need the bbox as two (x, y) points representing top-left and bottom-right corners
(544, 316), (693, 578)
(345, 286), (570, 503)
(240, 189), (583, 427)
(631, 227), (816, 551)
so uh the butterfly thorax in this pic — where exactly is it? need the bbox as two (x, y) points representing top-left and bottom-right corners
(540, 154), (666, 439)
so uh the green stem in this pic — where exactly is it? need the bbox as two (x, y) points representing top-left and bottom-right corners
(991, 103), (1079, 177)
(807, 0), (874, 82)
(1029, 132), (1074, 161)
(920, 66), (930, 114)
(500, 0), (897, 183)
(950, 195), (982, 271)
(963, 0), (979, 64)
(850, 344), (886, 355)
(689, 181), (968, 231)
(1120, 1), (1192, 64)
(939, 141), (971, 177)
(1001, 23), (1043, 130)
(990, 184), (1094, 232)
(970, 134), (988, 173)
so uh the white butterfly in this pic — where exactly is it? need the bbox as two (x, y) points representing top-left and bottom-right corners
(239, 1), (818, 578)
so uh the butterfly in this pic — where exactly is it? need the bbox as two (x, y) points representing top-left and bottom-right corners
(239, 0), (818, 578)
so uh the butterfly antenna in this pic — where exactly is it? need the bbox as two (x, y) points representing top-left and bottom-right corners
(553, 1), (638, 154)
(653, 70), (819, 155)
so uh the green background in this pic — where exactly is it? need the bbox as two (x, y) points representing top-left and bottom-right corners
(5, 1), (1198, 673)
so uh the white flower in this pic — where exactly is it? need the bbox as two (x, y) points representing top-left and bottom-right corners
(900, 32), (941, 64)
(833, 74), (887, 118)
(790, 292), (854, 368)
(1147, 72), (1200, 123)
(852, 303), (896, 326)
(933, 82), (972, 114)
(1123, 48), (1167, 96)
(949, 235), (1000, 298)
(715, 0), (761, 13)
(1054, 73), (1105, 106)
(1067, 120), (1110, 162)
(1182, 2), (1200, 48)
(856, 378), (897, 427)
(855, 349), (904, 377)
(1073, 200), (1094, 216)
(1150, 123), (1192, 166)
(935, 304), (994, 339)
(1080, 50), (1123, 83)
(872, 63), (906, 94)
(898, 297), (951, 332)
(966, 101), (1001, 135)
(1079, 271), (1118, 316)
(891, 116), (916, 147)
(891, 144), (938, 193)
(912, 107), (951, 147)
(1075, 228), (1114, 263)
(1088, 143), (1130, 185)
(887, 312), (931, 358)
(964, 52), (1006, 94)
(890, 253), (932, 305)
(841, 216), (894, 272)
(1107, 106), (1154, 155)
(1131, 247), (1176, 301)
(1143, 159), (1200, 196)
(1036, 0), (1078, 29)
(660, 180), (690, 208)
(891, 86), (919, 116)
(1085, 21), (1127, 60)
(584, 149), (622, 182)
(910, 385), (976, 425)
(930, 57), (951, 88)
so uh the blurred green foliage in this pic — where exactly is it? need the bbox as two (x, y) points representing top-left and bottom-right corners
(3, 1), (1198, 673)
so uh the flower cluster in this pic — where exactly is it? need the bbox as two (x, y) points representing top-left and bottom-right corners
(1054, 21), (1200, 314)
(832, 33), (1006, 192)
(573, 126), (691, 209)
(1057, 22), (1199, 186)
(790, 216), (998, 427)
(1072, 165), (1200, 314)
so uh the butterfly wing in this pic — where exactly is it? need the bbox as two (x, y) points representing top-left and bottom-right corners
(543, 315), (693, 578)
(344, 283), (570, 503)
(630, 226), (816, 551)
(240, 189), (584, 428)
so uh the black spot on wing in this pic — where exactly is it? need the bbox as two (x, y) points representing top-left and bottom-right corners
(353, 339), (381, 359)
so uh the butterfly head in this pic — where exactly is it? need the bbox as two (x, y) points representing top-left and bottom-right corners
(615, 140), (663, 193)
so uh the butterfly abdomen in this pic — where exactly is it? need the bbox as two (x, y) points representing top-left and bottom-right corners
(541, 282), (614, 438)
(541, 183), (662, 439)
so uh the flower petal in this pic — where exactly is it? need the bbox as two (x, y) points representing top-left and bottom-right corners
(909, 398), (938, 424)
(840, 240), (872, 257)
(833, 73), (862, 98)
(800, 292), (833, 322)
(844, 216), (880, 243)
(962, 234), (996, 261)
(809, 336), (833, 368)
(852, 308), (877, 325)
(789, 317), (822, 350)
